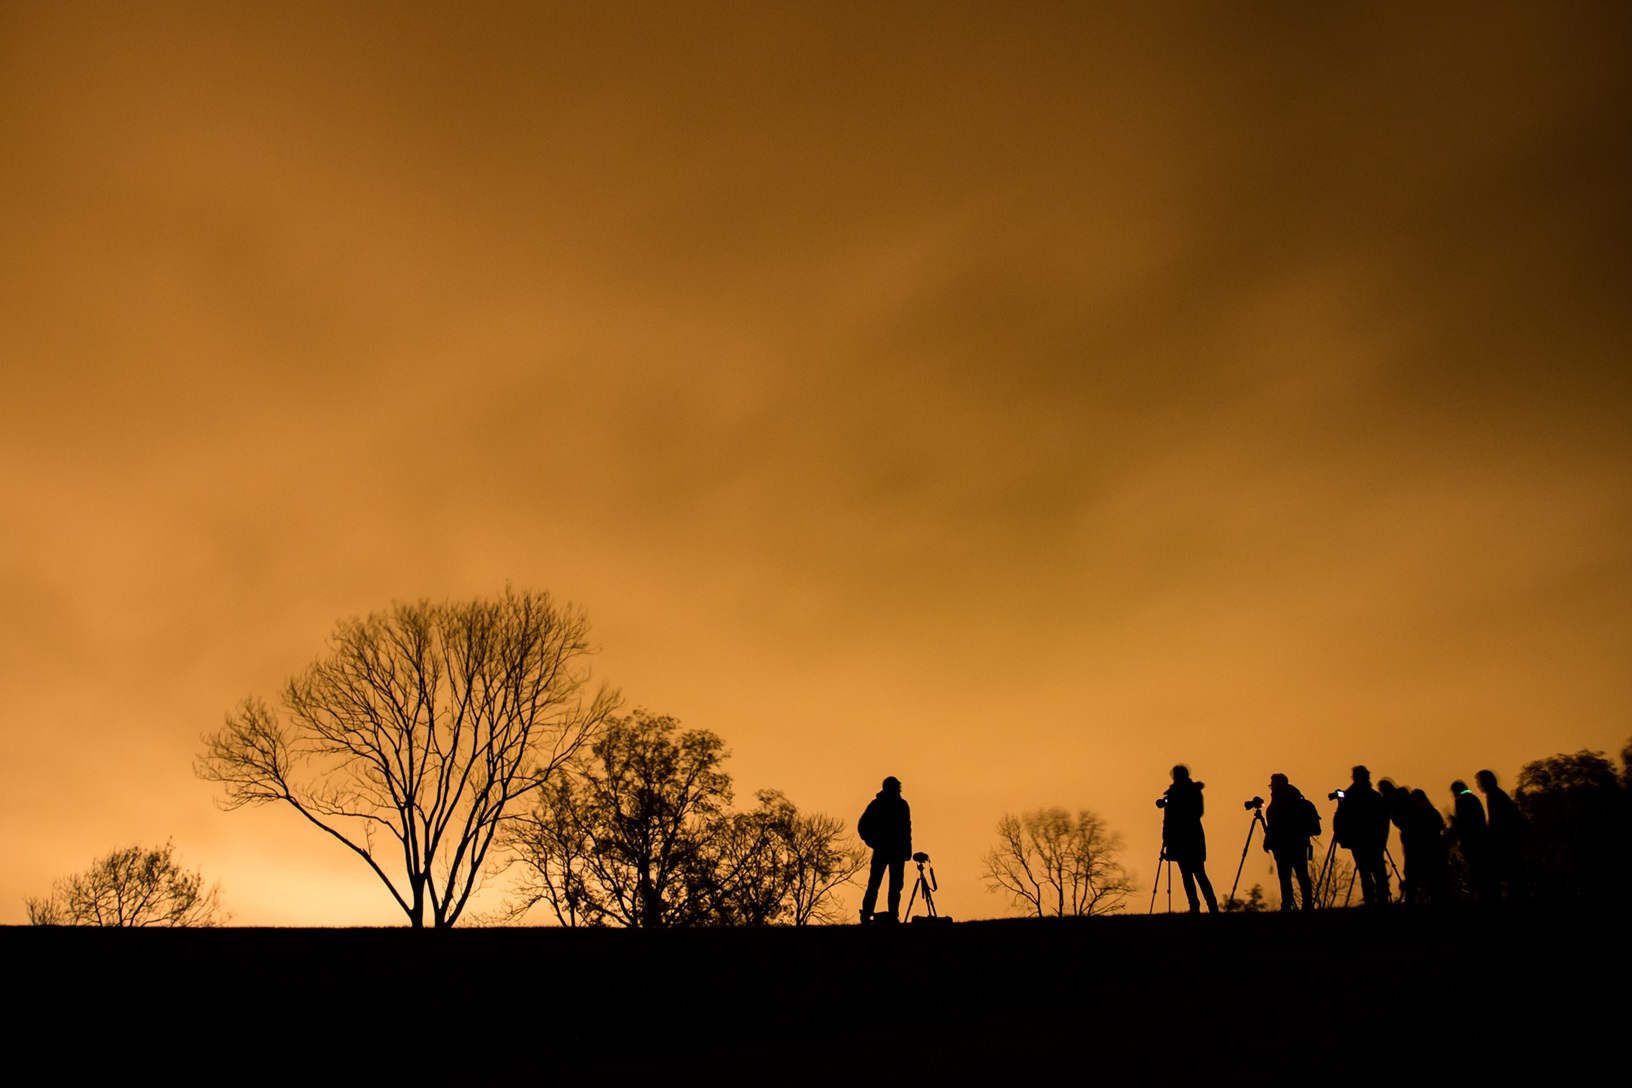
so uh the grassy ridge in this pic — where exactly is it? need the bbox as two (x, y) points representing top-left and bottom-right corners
(8, 903), (1614, 1070)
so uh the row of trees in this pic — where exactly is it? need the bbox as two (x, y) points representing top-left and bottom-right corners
(188, 589), (859, 928)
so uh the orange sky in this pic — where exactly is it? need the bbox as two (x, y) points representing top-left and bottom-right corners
(3, 2), (1630, 924)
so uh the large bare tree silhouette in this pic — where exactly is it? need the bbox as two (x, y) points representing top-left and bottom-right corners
(200, 589), (615, 927)
(983, 807), (1134, 917)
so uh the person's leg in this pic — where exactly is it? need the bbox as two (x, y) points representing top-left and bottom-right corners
(885, 857), (906, 920)
(1275, 850), (1296, 910)
(1352, 850), (1376, 905)
(860, 852), (886, 920)
(1179, 861), (1200, 911)
(1194, 866), (1219, 912)
(1358, 849), (1388, 905)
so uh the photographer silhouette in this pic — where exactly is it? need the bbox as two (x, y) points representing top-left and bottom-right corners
(857, 776), (912, 924)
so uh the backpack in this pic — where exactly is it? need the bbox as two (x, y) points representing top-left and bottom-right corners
(1303, 797), (1323, 838)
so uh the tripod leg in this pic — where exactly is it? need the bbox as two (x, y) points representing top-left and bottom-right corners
(1313, 836), (1338, 906)
(1299, 843), (1315, 910)
(1148, 846), (1166, 914)
(1229, 812), (1264, 906)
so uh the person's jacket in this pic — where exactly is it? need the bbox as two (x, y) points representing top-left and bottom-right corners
(858, 791), (912, 860)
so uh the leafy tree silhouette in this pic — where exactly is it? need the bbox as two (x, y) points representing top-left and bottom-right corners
(1222, 883), (1269, 912)
(1516, 745), (1631, 901)
(509, 710), (860, 926)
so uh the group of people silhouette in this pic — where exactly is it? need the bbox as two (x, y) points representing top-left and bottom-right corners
(852, 764), (1529, 925)
(1158, 763), (1529, 911)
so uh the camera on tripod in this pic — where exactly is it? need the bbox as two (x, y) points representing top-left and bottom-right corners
(905, 851), (951, 924)
(1328, 789), (1346, 801)
(1242, 796), (1264, 811)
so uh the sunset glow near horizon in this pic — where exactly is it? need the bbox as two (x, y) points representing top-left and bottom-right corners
(3, 2), (1629, 925)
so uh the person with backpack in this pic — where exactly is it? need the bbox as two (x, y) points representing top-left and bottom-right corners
(1263, 773), (1318, 909)
(1335, 766), (1392, 906)
(857, 776), (912, 924)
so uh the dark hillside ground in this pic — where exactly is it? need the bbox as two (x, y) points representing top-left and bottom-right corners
(9, 903), (1619, 1070)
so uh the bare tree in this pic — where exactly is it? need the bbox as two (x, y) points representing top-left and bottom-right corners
(701, 791), (866, 926)
(1311, 842), (1357, 908)
(983, 807), (1134, 917)
(509, 711), (861, 926)
(767, 794), (868, 926)
(27, 841), (227, 926)
(198, 589), (615, 928)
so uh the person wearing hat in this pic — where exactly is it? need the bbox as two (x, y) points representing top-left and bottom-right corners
(857, 776), (912, 924)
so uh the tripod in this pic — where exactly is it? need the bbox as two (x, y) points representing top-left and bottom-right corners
(1228, 805), (1270, 906)
(1146, 846), (1174, 914)
(903, 854), (940, 920)
(1315, 841), (1403, 907)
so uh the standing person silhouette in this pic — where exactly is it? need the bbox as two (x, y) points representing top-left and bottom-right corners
(1476, 770), (1527, 898)
(857, 776), (912, 924)
(1263, 773), (1317, 909)
(1335, 765), (1391, 906)
(1160, 765), (1218, 913)
(1407, 788), (1453, 902)
(1379, 779), (1414, 900)
(1450, 779), (1490, 899)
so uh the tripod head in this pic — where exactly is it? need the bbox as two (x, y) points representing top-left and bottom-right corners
(904, 851), (948, 921)
(912, 851), (937, 892)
